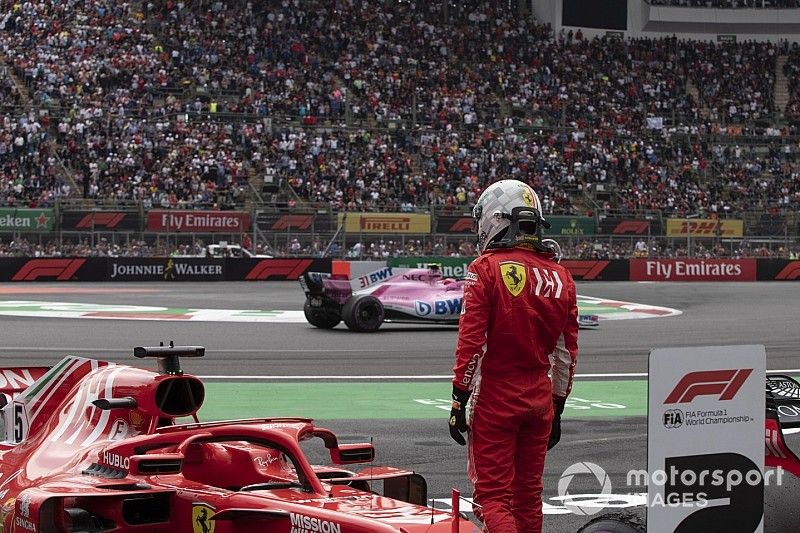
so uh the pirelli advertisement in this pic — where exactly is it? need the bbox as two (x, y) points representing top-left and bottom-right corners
(666, 218), (744, 238)
(338, 213), (431, 234)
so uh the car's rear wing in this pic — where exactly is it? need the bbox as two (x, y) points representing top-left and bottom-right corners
(301, 266), (406, 304)
(0, 366), (50, 403)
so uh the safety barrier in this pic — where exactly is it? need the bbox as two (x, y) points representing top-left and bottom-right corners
(0, 258), (796, 282)
(0, 258), (331, 282)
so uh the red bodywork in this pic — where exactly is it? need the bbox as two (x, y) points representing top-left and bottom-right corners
(0, 357), (478, 532)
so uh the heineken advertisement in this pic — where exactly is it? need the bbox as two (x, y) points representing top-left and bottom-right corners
(387, 256), (475, 278)
(545, 216), (596, 236)
(0, 208), (55, 232)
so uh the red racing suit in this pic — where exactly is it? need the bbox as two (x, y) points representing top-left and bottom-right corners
(452, 246), (578, 533)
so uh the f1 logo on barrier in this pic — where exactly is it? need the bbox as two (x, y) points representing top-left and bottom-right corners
(11, 259), (87, 281)
(271, 215), (314, 230)
(664, 369), (753, 404)
(561, 260), (610, 280)
(245, 260), (313, 280)
(75, 213), (126, 228)
(775, 261), (800, 280)
(448, 218), (473, 232)
(612, 221), (649, 234)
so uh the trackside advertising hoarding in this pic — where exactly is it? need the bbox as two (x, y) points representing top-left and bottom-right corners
(388, 257), (630, 281)
(666, 218), (744, 238)
(338, 213), (431, 234)
(0, 208), (55, 232)
(648, 345), (766, 533)
(546, 216), (596, 236)
(146, 210), (251, 232)
(107, 258), (225, 281)
(387, 257), (472, 278)
(0, 258), (330, 281)
(630, 259), (756, 281)
(62, 211), (141, 231)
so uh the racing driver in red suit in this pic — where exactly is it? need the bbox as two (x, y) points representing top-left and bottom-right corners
(449, 179), (579, 533)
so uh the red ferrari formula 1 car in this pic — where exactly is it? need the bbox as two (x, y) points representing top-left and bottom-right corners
(0, 345), (477, 532)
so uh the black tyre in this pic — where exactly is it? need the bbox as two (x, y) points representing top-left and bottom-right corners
(342, 294), (384, 332)
(303, 300), (341, 329)
(576, 509), (646, 533)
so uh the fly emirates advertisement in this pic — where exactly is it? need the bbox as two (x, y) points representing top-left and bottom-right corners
(630, 259), (756, 282)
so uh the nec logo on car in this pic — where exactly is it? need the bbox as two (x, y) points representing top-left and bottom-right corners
(664, 369), (753, 404)
(415, 298), (462, 316)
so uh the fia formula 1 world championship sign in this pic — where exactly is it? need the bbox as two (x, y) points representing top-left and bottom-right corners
(648, 345), (766, 533)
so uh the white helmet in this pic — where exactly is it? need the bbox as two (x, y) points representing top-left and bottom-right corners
(472, 179), (551, 254)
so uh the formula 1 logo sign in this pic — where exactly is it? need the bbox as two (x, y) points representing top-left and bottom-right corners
(775, 261), (800, 280)
(612, 221), (650, 234)
(12, 259), (87, 281)
(75, 213), (127, 229)
(271, 215), (314, 230)
(648, 346), (765, 533)
(664, 369), (753, 404)
(448, 217), (473, 233)
(561, 260), (611, 280)
(245, 259), (313, 280)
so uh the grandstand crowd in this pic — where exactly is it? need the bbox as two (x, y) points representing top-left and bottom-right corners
(1, 0), (799, 245)
(1, 235), (798, 260)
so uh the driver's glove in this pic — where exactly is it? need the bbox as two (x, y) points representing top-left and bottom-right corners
(449, 386), (471, 446)
(548, 396), (567, 450)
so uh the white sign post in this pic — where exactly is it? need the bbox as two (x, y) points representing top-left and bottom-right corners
(648, 345), (766, 533)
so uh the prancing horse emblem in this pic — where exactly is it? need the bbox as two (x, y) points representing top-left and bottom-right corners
(500, 262), (526, 297)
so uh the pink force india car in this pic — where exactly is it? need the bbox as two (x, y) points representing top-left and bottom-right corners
(300, 264), (599, 332)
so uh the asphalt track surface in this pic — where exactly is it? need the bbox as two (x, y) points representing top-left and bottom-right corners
(1, 280), (800, 532)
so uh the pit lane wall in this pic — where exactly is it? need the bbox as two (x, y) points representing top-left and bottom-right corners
(0, 257), (798, 281)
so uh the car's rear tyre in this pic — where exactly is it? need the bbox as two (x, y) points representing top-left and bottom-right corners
(576, 509), (646, 533)
(342, 294), (384, 332)
(303, 300), (341, 329)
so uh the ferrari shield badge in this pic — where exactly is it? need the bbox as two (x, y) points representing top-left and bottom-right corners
(521, 188), (534, 207)
(192, 503), (216, 533)
(500, 262), (526, 297)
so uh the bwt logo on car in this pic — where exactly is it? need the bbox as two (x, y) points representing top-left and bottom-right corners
(415, 298), (462, 316)
(358, 268), (393, 288)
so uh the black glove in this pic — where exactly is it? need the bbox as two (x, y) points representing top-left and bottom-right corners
(449, 386), (471, 446)
(547, 396), (567, 450)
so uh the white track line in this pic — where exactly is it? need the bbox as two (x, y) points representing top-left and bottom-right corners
(197, 369), (800, 380)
